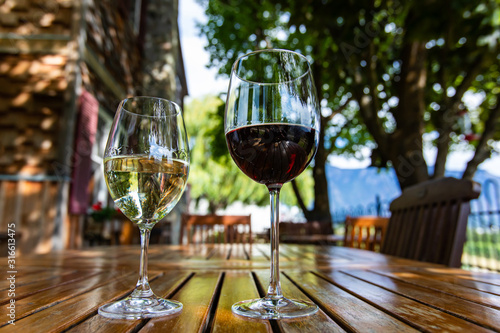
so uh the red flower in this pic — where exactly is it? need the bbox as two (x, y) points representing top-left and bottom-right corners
(464, 133), (480, 142)
(92, 201), (103, 211)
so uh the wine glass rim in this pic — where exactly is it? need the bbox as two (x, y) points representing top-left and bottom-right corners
(120, 96), (181, 117)
(232, 49), (312, 85)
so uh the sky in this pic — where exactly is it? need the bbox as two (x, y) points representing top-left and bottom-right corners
(177, 0), (499, 177)
(179, 0), (229, 100)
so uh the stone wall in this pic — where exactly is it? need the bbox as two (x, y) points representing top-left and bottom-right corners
(0, 53), (66, 174)
(0, 0), (73, 175)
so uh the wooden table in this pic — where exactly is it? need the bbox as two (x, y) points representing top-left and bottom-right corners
(2, 244), (500, 332)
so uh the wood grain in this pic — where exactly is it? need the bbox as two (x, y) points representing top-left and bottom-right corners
(212, 271), (272, 333)
(3, 244), (499, 332)
(283, 270), (419, 332)
(65, 271), (191, 333)
(314, 270), (494, 332)
(138, 271), (222, 332)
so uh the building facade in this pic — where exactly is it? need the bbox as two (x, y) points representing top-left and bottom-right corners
(0, 0), (187, 253)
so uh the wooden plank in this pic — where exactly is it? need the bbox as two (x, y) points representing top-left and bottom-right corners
(313, 270), (494, 332)
(209, 244), (232, 260)
(37, 181), (59, 253)
(280, 244), (316, 263)
(0, 181), (6, 230)
(283, 270), (424, 332)
(21, 181), (43, 254)
(253, 270), (348, 332)
(286, 245), (356, 267)
(371, 268), (500, 309)
(332, 245), (441, 267)
(1, 182), (18, 229)
(374, 266), (500, 294)
(344, 269), (500, 331)
(183, 244), (216, 261)
(0, 270), (151, 326)
(65, 271), (192, 333)
(281, 244), (353, 267)
(0, 271), (147, 330)
(0, 268), (67, 290)
(37, 181), (50, 250)
(248, 243), (270, 261)
(0, 269), (98, 304)
(148, 244), (190, 261)
(228, 243), (249, 260)
(212, 271), (272, 333)
(13, 180), (23, 231)
(138, 271), (222, 332)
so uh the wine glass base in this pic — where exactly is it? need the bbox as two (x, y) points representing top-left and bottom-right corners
(232, 297), (318, 319)
(98, 294), (182, 320)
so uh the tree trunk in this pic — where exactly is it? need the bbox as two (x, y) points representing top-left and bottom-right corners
(309, 112), (332, 223)
(299, 59), (332, 224)
(290, 121), (332, 225)
(432, 127), (452, 178)
(391, 41), (430, 189)
(389, 138), (429, 188)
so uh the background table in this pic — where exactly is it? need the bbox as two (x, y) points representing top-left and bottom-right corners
(2, 244), (500, 332)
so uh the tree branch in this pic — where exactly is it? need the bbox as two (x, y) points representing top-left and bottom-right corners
(324, 96), (354, 122)
(291, 179), (312, 220)
(325, 116), (355, 155)
(367, 43), (380, 116)
(434, 53), (485, 178)
(352, 70), (388, 150)
(450, 54), (484, 108)
(463, 101), (500, 179)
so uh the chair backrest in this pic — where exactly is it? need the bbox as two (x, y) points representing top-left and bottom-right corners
(343, 216), (389, 252)
(181, 214), (252, 245)
(381, 177), (481, 267)
(222, 215), (252, 244)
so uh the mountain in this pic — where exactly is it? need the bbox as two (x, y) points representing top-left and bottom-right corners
(326, 165), (500, 220)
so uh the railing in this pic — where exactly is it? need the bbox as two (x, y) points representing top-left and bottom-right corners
(332, 196), (392, 224)
(462, 178), (500, 272)
(0, 174), (68, 255)
(332, 178), (500, 272)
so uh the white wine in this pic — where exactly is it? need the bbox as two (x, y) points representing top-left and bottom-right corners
(104, 155), (189, 224)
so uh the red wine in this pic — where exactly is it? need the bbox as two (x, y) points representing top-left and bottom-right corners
(226, 123), (318, 186)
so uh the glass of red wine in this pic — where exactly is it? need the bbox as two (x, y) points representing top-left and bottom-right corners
(225, 49), (320, 319)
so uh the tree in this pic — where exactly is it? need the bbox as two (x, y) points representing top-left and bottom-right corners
(198, 0), (500, 223)
(184, 95), (314, 214)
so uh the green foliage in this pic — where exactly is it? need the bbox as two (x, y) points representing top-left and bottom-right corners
(184, 95), (314, 213)
(464, 228), (500, 260)
(198, 0), (499, 162)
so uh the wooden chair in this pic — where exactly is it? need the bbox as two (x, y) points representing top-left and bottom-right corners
(343, 216), (389, 252)
(181, 214), (252, 245)
(381, 177), (481, 267)
(280, 221), (342, 245)
(223, 215), (252, 244)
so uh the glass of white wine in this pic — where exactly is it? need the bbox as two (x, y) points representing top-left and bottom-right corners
(98, 96), (189, 319)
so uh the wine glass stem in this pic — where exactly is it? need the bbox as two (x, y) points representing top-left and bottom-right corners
(267, 187), (283, 300)
(132, 226), (153, 298)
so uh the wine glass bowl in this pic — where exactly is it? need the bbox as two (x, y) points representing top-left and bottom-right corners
(98, 96), (189, 319)
(225, 49), (320, 319)
(225, 124), (317, 186)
